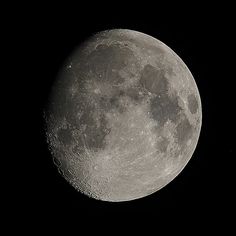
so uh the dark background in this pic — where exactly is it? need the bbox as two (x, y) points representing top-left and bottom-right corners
(7, 3), (234, 231)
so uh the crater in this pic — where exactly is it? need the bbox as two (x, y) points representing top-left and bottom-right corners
(53, 156), (61, 167)
(187, 93), (198, 114)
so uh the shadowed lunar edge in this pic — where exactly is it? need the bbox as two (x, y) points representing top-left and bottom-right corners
(44, 29), (201, 202)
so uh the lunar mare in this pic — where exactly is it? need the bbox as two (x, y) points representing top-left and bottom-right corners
(45, 29), (202, 202)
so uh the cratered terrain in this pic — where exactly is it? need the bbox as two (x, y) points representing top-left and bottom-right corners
(44, 29), (202, 202)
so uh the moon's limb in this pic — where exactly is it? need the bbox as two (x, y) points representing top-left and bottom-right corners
(45, 29), (202, 202)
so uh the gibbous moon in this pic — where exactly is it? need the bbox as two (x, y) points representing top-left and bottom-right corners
(45, 29), (202, 202)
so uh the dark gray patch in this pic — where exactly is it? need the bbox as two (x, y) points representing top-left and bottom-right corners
(125, 87), (143, 103)
(57, 128), (73, 146)
(108, 96), (123, 111)
(110, 72), (126, 86)
(159, 137), (169, 153)
(78, 105), (95, 127)
(187, 94), (198, 114)
(175, 116), (193, 150)
(140, 64), (168, 94)
(99, 96), (115, 111)
(79, 110), (111, 151)
(98, 91), (123, 113)
(87, 43), (135, 85)
(100, 89), (138, 114)
(150, 94), (181, 126)
(109, 97), (127, 114)
(140, 64), (182, 125)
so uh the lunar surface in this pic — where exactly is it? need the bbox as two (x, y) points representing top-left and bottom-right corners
(44, 29), (202, 202)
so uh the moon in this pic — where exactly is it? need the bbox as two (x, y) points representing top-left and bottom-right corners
(44, 29), (202, 202)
